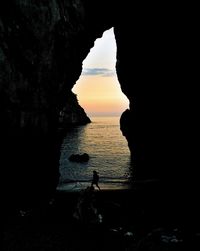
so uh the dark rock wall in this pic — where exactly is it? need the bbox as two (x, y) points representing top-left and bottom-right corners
(0, 0), (113, 208)
(115, 3), (199, 207)
(0, 1), (199, 210)
(115, 3), (199, 224)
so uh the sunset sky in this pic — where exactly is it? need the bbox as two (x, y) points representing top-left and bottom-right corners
(72, 28), (129, 117)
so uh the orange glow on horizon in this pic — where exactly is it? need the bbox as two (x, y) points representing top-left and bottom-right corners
(72, 75), (129, 116)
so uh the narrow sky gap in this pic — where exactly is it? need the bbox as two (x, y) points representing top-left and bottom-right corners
(72, 28), (129, 117)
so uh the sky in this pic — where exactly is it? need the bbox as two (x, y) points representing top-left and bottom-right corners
(72, 28), (129, 117)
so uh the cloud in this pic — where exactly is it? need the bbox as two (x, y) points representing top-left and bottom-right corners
(82, 68), (115, 77)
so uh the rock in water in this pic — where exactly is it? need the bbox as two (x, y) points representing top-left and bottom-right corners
(68, 153), (89, 162)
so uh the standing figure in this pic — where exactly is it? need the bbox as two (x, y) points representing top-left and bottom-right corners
(91, 170), (100, 190)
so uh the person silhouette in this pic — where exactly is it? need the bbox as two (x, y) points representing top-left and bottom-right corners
(91, 170), (100, 190)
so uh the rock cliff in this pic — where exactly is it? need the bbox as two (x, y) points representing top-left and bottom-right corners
(0, 0), (114, 207)
(59, 91), (91, 127)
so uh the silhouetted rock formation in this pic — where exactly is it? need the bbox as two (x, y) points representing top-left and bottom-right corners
(59, 91), (91, 127)
(0, 1), (199, 217)
(115, 4), (199, 188)
(69, 153), (89, 162)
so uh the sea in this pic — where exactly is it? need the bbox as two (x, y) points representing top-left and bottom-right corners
(57, 116), (134, 192)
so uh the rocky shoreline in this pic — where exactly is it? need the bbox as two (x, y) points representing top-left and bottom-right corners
(3, 182), (200, 250)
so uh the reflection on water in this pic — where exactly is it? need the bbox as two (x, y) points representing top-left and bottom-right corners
(58, 116), (134, 191)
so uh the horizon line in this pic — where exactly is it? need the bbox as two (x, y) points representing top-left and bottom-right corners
(87, 112), (123, 117)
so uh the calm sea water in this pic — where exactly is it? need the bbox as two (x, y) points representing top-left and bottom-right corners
(57, 116), (133, 191)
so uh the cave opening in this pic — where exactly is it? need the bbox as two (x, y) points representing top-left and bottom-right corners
(72, 27), (128, 117)
(57, 28), (132, 192)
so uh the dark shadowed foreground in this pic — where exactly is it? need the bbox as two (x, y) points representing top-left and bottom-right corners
(3, 181), (200, 251)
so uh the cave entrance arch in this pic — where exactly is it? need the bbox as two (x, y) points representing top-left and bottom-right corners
(58, 28), (132, 191)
